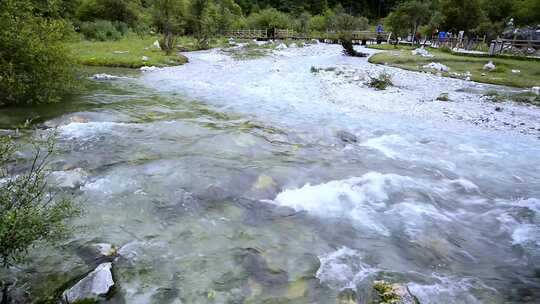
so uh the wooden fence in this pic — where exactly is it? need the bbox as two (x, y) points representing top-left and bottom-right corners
(430, 36), (488, 52)
(488, 39), (540, 56)
(223, 29), (389, 43)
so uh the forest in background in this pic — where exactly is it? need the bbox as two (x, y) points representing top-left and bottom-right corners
(1, 0), (539, 106)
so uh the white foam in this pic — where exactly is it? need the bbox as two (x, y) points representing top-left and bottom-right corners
(360, 134), (409, 159)
(91, 74), (128, 81)
(272, 172), (416, 235)
(59, 122), (125, 139)
(316, 247), (375, 290)
(408, 275), (496, 304)
(511, 224), (540, 247)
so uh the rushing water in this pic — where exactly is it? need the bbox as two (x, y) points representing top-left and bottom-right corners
(1, 44), (539, 303)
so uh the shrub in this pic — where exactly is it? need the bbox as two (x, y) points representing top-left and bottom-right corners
(367, 72), (393, 90)
(0, 0), (78, 105)
(80, 20), (128, 41)
(340, 34), (368, 57)
(246, 8), (292, 29)
(436, 92), (450, 101)
(0, 134), (79, 268)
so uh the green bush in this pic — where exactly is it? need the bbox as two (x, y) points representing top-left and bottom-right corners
(0, 134), (79, 268)
(0, 0), (78, 105)
(367, 72), (393, 90)
(80, 20), (128, 41)
(246, 8), (292, 29)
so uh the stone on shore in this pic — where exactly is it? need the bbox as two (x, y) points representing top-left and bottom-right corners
(62, 262), (114, 303)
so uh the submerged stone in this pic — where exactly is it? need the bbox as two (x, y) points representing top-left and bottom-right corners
(338, 288), (357, 304)
(372, 280), (419, 304)
(252, 174), (278, 190)
(62, 262), (114, 303)
(337, 130), (358, 143)
(239, 248), (288, 287)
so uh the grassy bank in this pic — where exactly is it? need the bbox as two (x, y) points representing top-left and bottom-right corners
(68, 36), (189, 68)
(67, 35), (229, 68)
(368, 45), (540, 88)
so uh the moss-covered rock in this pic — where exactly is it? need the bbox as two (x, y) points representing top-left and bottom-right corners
(372, 280), (419, 304)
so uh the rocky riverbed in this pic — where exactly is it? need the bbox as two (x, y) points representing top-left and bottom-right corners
(0, 43), (539, 303)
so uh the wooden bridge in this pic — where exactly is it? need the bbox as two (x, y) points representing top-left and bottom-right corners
(223, 29), (391, 44)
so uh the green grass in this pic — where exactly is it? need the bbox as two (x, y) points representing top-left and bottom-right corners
(68, 36), (189, 68)
(368, 45), (540, 88)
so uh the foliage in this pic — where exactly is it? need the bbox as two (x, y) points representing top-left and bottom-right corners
(340, 35), (368, 57)
(152, 0), (187, 53)
(246, 8), (292, 29)
(0, 0), (78, 106)
(366, 72), (393, 90)
(513, 0), (540, 26)
(80, 20), (129, 41)
(75, 0), (144, 26)
(0, 134), (79, 267)
(440, 0), (483, 33)
(436, 92), (450, 101)
(385, 1), (431, 38)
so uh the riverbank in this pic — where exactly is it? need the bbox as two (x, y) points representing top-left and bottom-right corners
(67, 36), (228, 68)
(2, 43), (540, 304)
(368, 44), (540, 89)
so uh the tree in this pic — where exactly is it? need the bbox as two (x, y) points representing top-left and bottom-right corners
(440, 0), (483, 32)
(76, 0), (144, 26)
(152, 0), (187, 53)
(188, 0), (220, 48)
(0, 0), (78, 106)
(513, 0), (540, 26)
(0, 134), (78, 268)
(385, 1), (431, 38)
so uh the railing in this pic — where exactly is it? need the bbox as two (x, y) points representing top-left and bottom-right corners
(488, 39), (540, 56)
(430, 36), (488, 52)
(223, 29), (389, 41)
(223, 29), (268, 39)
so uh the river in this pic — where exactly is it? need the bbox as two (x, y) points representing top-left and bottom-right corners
(1, 43), (539, 303)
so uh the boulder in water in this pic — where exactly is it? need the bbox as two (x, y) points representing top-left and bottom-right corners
(48, 168), (87, 189)
(62, 262), (114, 303)
(93, 243), (118, 257)
(336, 130), (358, 143)
(372, 280), (419, 304)
(532, 86), (540, 95)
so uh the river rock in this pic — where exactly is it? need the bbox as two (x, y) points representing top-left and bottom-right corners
(140, 66), (162, 72)
(62, 262), (114, 303)
(532, 87), (540, 95)
(483, 61), (496, 71)
(338, 288), (357, 304)
(372, 281), (419, 304)
(70, 116), (89, 123)
(411, 47), (433, 58)
(93, 243), (118, 257)
(423, 62), (449, 72)
(336, 130), (358, 143)
(252, 174), (277, 191)
(91, 73), (123, 81)
(48, 168), (87, 189)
